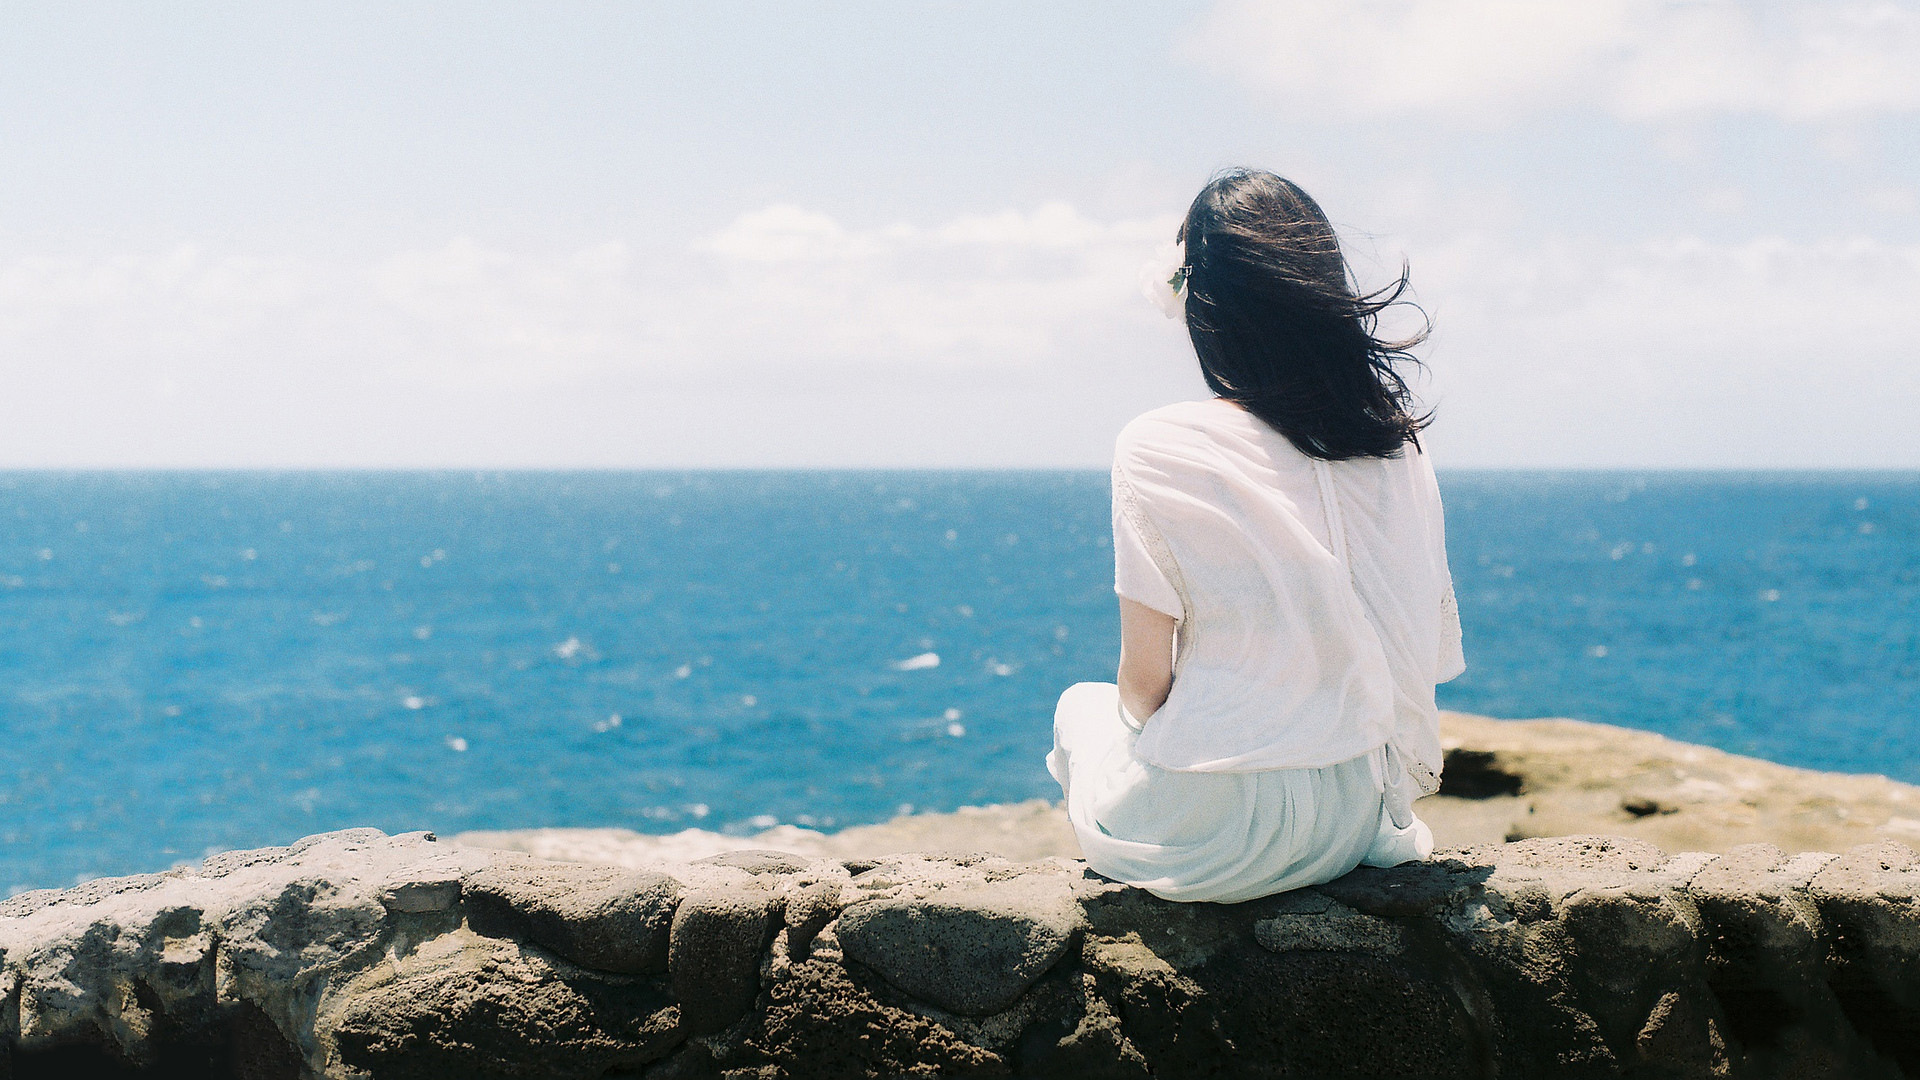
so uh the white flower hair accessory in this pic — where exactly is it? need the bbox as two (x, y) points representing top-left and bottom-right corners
(1138, 241), (1190, 319)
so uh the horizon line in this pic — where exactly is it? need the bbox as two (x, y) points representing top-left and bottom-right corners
(2, 464), (1918, 476)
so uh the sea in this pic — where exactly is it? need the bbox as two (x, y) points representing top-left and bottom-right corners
(2, 470), (1915, 893)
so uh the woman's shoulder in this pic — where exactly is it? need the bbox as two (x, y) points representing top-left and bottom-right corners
(1114, 399), (1245, 457)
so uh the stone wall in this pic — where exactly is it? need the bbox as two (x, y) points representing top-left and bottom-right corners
(4, 828), (1920, 1078)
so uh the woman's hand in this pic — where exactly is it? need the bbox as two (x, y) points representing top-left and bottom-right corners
(1117, 595), (1177, 723)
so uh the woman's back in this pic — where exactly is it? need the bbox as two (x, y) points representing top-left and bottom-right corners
(1112, 399), (1460, 795)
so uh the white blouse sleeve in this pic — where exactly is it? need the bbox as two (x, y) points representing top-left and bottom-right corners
(1111, 463), (1185, 620)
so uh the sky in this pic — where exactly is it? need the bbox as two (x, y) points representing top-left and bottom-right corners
(0, 1), (1915, 469)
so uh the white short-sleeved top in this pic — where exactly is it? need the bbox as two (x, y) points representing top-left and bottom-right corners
(1110, 399), (1464, 804)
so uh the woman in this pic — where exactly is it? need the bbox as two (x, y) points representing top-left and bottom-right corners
(1047, 169), (1464, 903)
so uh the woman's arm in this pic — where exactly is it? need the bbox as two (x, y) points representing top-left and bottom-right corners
(1116, 595), (1178, 723)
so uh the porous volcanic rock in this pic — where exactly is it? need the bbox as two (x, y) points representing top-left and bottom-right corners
(463, 859), (680, 975)
(667, 882), (779, 1035)
(11, 828), (1920, 1077)
(836, 872), (1084, 1015)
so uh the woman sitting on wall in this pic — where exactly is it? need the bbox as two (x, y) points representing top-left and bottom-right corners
(1049, 168), (1464, 903)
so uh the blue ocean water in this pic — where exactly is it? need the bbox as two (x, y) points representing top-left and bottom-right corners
(1, 470), (1915, 893)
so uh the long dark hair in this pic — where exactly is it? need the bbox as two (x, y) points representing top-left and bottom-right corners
(1179, 169), (1431, 460)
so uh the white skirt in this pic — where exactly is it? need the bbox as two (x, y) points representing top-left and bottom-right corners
(1047, 682), (1433, 903)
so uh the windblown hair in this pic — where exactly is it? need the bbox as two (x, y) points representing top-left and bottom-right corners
(1180, 169), (1431, 460)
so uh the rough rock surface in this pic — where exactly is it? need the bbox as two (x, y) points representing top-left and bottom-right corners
(456, 712), (1920, 867)
(11, 829), (1920, 1077)
(1426, 712), (1920, 853)
(463, 860), (680, 975)
(836, 872), (1083, 1015)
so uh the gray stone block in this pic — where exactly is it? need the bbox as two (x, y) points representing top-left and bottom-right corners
(836, 873), (1082, 1015)
(330, 937), (682, 1080)
(1690, 844), (1833, 961)
(464, 861), (679, 975)
(381, 864), (464, 914)
(780, 878), (844, 959)
(695, 849), (813, 876)
(669, 885), (778, 1036)
(1255, 901), (1407, 955)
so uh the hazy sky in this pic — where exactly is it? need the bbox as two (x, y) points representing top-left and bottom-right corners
(2, 1), (1915, 468)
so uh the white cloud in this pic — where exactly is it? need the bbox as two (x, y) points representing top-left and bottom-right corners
(689, 202), (1176, 372)
(1191, 0), (1920, 121)
(1417, 232), (1920, 465)
(3, 203), (1912, 467)
(701, 205), (878, 263)
(0, 247), (308, 348)
(364, 238), (662, 387)
(931, 203), (1165, 249)
(0, 204), (1194, 465)
(0, 204), (1179, 395)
